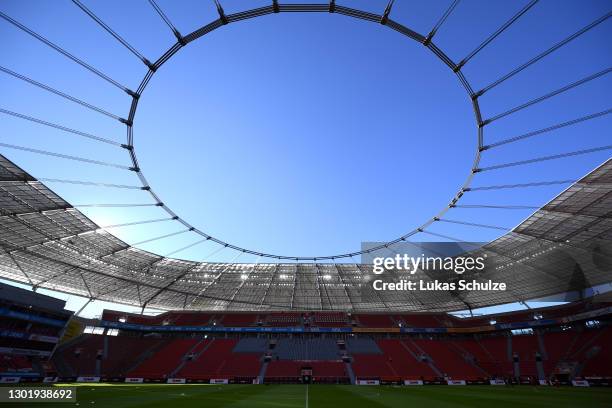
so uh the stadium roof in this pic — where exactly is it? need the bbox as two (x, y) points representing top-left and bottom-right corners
(0, 154), (610, 312)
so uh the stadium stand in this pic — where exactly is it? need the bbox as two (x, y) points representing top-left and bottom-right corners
(170, 313), (214, 326)
(178, 339), (261, 380)
(575, 327), (612, 377)
(354, 314), (393, 327)
(265, 313), (301, 327)
(102, 336), (166, 378)
(214, 353), (262, 379)
(395, 314), (441, 328)
(351, 354), (396, 380)
(233, 338), (269, 354)
(0, 354), (33, 372)
(128, 338), (198, 379)
(39, 299), (612, 383)
(540, 330), (574, 376)
(0, 2), (609, 398)
(376, 339), (436, 379)
(309, 312), (349, 327)
(345, 337), (381, 354)
(511, 334), (540, 378)
(309, 361), (347, 379)
(218, 313), (258, 327)
(273, 338), (339, 360)
(266, 361), (304, 378)
(266, 361), (347, 383)
(476, 336), (514, 378)
(450, 337), (507, 378)
(0, 294), (607, 385)
(0, 282), (71, 379)
(60, 335), (104, 376)
(102, 310), (216, 326)
(412, 338), (484, 380)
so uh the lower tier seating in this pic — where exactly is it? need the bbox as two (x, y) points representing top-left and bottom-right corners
(377, 339), (436, 379)
(511, 334), (540, 377)
(103, 336), (165, 377)
(60, 335), (104, 376)
(273, 338), (339, 360)
(351, 354), (397, 379)
(266, 361), (346, 379)
(128, 338), (198, 378)
(178, 339), (261, 379)
(578, 327), (612, 377)
(413, 338), (484, 379)
(0, 353), (33, 372)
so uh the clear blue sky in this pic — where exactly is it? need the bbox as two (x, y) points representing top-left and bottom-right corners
(0, 1), (610, 316)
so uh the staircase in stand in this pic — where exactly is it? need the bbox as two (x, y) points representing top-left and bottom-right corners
(404, 338), (442, 377)
(345, 361), (356, 384)
(169, 338), (214, 378)
(258, 360), (269, 384)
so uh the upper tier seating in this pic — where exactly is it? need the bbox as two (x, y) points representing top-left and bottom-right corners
(395, 314), (440, 328)
(99, 302), (610, 329)
(170, 313), (214, 326)
(449, 302), (598, 328)
(310, 312), (349, 327)
(354, 314), (393, 327)
(218, 314), (258, 327)
(265, 313), (301, 327)
(101, 311), (213, 326)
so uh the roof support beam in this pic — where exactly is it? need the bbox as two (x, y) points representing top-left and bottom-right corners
(1, 246), (35, 286)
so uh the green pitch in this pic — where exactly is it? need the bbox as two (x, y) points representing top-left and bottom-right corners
(21, 384), (612, 407)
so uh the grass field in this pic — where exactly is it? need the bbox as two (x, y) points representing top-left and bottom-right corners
(12, 384), (612, 408)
